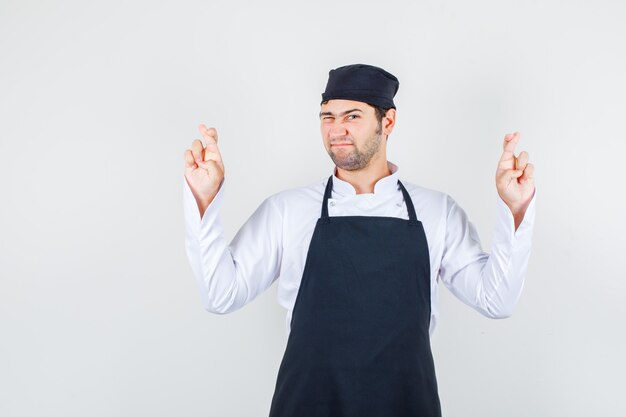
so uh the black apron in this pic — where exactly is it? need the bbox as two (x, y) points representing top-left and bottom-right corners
(268, 175), (441, 417)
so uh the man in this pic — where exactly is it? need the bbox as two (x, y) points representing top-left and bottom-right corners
(182, 64), (536, 416)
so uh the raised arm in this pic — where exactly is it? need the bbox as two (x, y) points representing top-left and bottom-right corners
(183, 125), (282, 314)
(439, 132), (536, 318)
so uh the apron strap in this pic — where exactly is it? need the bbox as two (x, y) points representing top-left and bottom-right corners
(322, 175), (419, 224)
(321, 175), (334, 219)
(397, 180), (418, 224)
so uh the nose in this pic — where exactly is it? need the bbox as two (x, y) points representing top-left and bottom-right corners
(328, 122), (348, 138)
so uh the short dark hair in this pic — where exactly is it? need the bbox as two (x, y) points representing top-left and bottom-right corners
(372, 105), (391, 124)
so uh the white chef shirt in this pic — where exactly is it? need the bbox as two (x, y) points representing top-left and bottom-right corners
(183, 161), (536, 338)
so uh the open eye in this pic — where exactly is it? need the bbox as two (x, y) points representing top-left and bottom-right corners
(347, 114), (359, 120)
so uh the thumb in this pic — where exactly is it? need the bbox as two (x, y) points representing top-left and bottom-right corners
(197, 159), (223, 179)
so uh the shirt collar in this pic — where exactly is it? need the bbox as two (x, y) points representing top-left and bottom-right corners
(331, 161), (400, 197)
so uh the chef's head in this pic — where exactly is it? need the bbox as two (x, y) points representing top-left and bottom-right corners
(319, 64), (398, 171)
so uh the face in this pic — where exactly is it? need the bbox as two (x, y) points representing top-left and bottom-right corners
(319, 99), (384, 171)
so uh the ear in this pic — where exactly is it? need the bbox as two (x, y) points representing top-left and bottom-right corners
(383, 108), (396, 136)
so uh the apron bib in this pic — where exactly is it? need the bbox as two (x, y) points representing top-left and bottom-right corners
(268, 175), (441, 417)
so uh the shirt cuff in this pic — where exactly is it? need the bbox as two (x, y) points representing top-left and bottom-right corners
(493, 189), (537, 248)
(183, 176), (225, 240)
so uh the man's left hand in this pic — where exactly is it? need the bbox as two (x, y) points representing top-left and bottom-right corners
(495, 132), (535, 229)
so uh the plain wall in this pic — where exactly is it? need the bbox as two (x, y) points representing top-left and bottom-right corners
(1, 0), (624, 416)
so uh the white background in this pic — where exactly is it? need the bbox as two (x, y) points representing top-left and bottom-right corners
(1, 1), (624, 416)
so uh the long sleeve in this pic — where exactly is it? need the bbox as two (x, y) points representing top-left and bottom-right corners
(183, 177), (283, 314)
(438, 190), (537, 318)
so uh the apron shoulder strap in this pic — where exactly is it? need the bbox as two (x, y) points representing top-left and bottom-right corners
(397, 180), (418, 224)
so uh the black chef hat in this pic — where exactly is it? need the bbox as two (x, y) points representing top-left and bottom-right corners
(321, 63), (399, 109)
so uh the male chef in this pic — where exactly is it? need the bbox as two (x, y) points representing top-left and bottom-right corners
(182, 63), (536, 416)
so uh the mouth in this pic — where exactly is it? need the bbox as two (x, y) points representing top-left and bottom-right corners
(331, 143), (353, 147)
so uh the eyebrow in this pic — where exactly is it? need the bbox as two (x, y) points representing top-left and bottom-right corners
(318, 108), (363, 118)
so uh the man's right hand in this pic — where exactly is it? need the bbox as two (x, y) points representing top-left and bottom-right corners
(184, 124), (225, 218)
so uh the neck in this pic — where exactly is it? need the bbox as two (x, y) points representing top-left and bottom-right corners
(335, 153), (391, 194)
